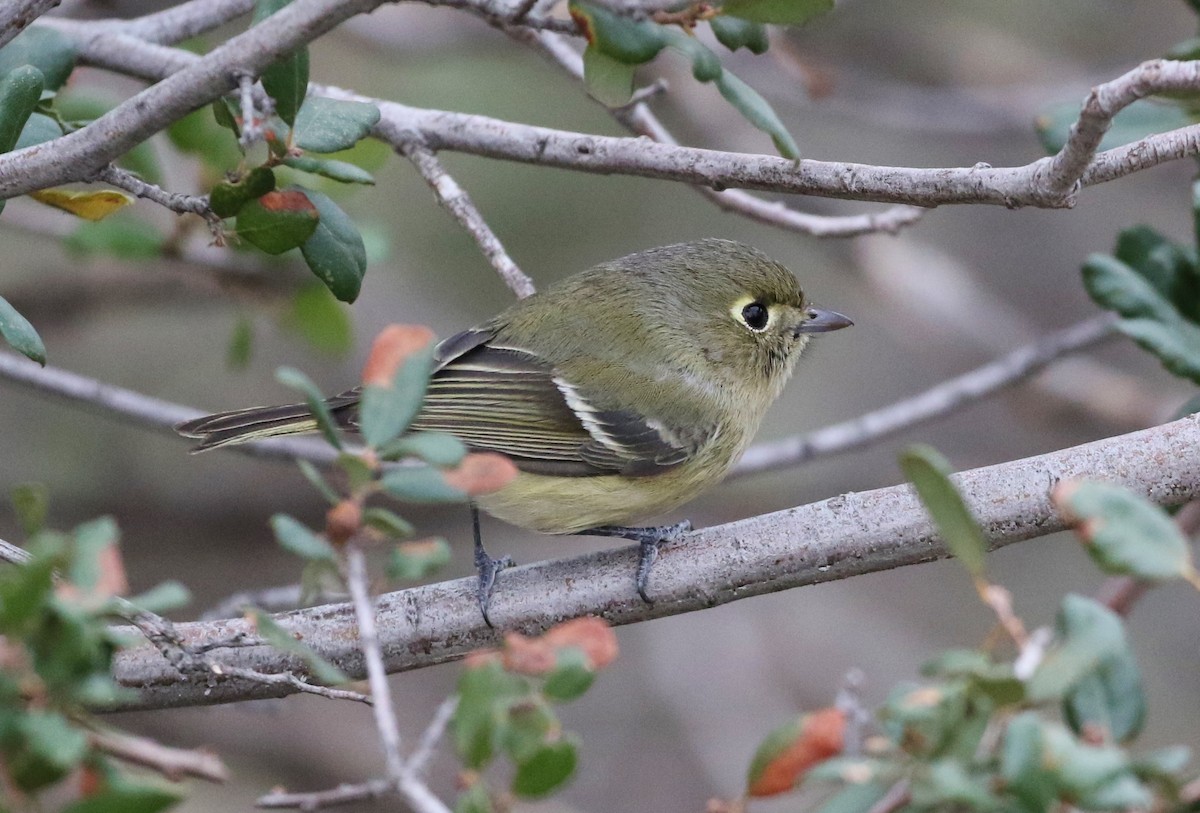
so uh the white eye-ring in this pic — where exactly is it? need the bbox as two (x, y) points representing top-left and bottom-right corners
(731, 296), (771, 332)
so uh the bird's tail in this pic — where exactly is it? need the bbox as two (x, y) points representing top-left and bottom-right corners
(175, 403), (321, 452)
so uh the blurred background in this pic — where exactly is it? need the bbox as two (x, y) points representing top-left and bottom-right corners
(2, 0), (1199, 809)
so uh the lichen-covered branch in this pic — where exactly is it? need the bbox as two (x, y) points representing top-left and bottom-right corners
(107, 414), (1200, 710)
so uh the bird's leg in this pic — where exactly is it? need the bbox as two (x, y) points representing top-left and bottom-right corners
(579, 520), (693, 603)
(472, 505), (514, 627)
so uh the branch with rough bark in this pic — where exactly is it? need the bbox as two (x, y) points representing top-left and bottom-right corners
(104, 413), (1200, 711)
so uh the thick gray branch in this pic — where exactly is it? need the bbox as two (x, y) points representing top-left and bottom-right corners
(108, 414), (1200, 710)
(0, 0), (61, 49)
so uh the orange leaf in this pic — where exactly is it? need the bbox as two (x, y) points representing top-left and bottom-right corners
(542, 617), (618, 670)
(747, 708), (846, 798)
(258, 189), (318, 215)
(442, 453), (519, 497)
(361, 324), (436, 388)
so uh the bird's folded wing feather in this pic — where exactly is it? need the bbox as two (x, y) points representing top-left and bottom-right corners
(362, 326), (709, 477)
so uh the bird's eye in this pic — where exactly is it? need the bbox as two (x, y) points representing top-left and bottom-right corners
(741, 301), (769, 331)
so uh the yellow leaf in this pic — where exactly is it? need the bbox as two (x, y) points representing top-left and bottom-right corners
(30, 188), (135, 221)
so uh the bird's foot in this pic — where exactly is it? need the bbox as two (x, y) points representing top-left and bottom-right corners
(472, 505), (514, 627)
(581, 520), (693, 603)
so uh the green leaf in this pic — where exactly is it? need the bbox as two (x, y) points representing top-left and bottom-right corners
(236, 188), (319, 254)
(15, 112), (62, 151)
(661, 29), (723, 81)
(454, 660), (529, 769)
(212, 96), (241, 137)
(283, 154), (375, 184)
(1027, 595), (1127, 702)
(568, 1), (668, 63)
(0, 65), (44, 154)
(1082, 237), (1200, 383)
(714, 68), (800, 160)
(358, 342), (436, 448)
(297, 459), (340, 504)
(1056, 480), (1196, 582)
(380, 432), (467, 466)
(1133, 746), (1190, 780)
(209, 166), (277, 218)
(168, 106), (243, 170)
(247, 607), (348, 684)
(379, 466), (467, 504)
(810, 783), (890, 813)
(912, 760), (998, 811)
(542, 647), (595, 701)
(1064, 646), (1145, 744)
(710, 16), (770, 53)
(61, 779), (181, 813)
(64, 218), (165, 259)
(337, 452), (374, 492)
(281, 282), (354, 355)
(720, 0), (832, 24)
(511, 736), (579, 798)
(0, 27), (77, 90)
(227, 315), (254, 369)
(499, 698), (556, 762)
(11, 482), (48, 536)
(0, 294), (46, 365)
(124, 581), (191, 614)
(899, 445), (987, 579)
(387, 538), (451, 581)
(581, 47), (637, 107)
(1001, 713), (1058, 813)
(271, 513), (335, 561)
(261, 47), (309, 128)
(299, 189), (367, 303)
(275, 366), (343, 449)
(454, 782), (494, 813)
(293, 97), (380, 153)
(363, 507), (415, 539)
(1036, 99), (1191, 155)
(68, 516), (119, 593)
(7, 710), (88, 791)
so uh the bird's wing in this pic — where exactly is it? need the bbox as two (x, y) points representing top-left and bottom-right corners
(369, 326), (709, 477)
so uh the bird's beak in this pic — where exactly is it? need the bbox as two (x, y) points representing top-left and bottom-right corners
(795, 306), (854, 335)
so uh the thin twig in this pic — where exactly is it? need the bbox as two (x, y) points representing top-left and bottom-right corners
(258, 779), (392, 809)
(0, 351), (340, 467)
(89, 728), (230, 783)
(92, 165), (223, 237)
(525, 29), (929, 238)
(732, 312), (1118, 478)
(0, 538), (32, 566)
(398, 140), (536, 298)
(407, 696), (459, 778)
(201, 583), (345, 621)
(345, 543), (406, 779)
(866, 780), (911, 813)
(210, 664), (373, 704)
(237, 71), (269, 149)
(107, 413), (1200, 710)
(0, 0), (61, 49)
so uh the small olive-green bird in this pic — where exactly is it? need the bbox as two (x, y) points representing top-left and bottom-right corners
(177, 238), (851, 609)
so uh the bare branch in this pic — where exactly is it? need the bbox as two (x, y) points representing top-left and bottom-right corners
(732, 313), (1119, 478)
(108, 414), (1200, 710)
(89, 728), (229, 783)
(525, 30), (928, 237)
(12, 20), (1200, 213)
(0, 351), (340, 467)
(1042, 60), (1200, 205)
(105, 0), (255, 44)
(408, 697), (459, 778)
(0, 538), (32, 566)
(201, 583), (344, 621)
(345, 543), (406, 779)
(0, 0), (61, 49)
(92, 165), (223, 236)
(258, 779), (392, 809)
(398, 140), (536, 298)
